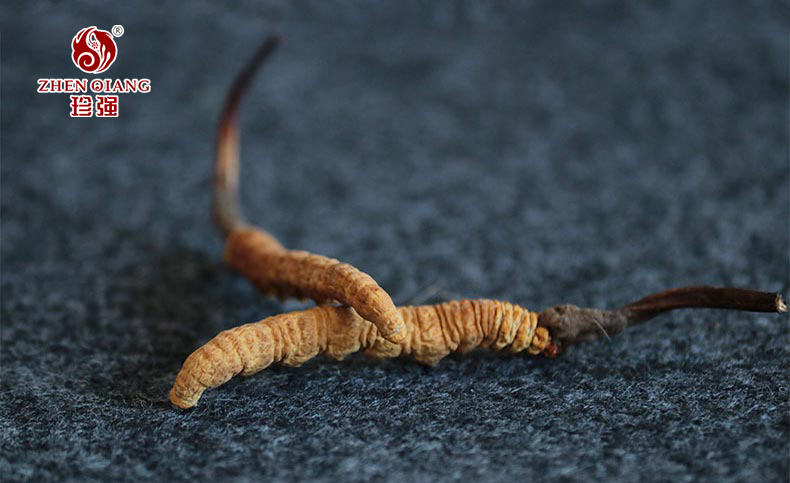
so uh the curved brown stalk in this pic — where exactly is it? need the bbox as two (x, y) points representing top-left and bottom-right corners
(213, 35), (405, 343)
(538, 286), (786, 346)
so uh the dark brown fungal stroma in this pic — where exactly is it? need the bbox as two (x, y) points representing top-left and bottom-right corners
(171, 34), (787, 408)
(539, 286), (786, 346)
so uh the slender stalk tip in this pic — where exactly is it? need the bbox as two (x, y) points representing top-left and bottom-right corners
(777, 294), (787, 313)
(213, 34), (282, 237)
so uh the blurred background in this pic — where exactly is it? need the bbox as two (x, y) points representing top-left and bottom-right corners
(2, 2), (788, 482)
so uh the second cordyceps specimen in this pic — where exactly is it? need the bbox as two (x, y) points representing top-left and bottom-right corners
(170, 287), (785, 409)
(169, 34), (787, 409)
(213, 36), (405, 343)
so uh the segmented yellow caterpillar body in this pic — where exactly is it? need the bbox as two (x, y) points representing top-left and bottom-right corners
(169, 299), (552, 409)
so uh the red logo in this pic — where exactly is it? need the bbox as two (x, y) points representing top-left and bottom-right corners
(71, 26), (117, 74)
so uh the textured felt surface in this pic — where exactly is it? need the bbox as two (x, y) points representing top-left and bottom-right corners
(2, 2), (788, 482)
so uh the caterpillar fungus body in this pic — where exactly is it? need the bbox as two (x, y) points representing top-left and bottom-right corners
(170, 287), (785, 409)
(213, 36), (406, 343)
(170, 299), (554, 409)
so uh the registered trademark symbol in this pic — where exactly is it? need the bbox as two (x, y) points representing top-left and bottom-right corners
(112, 25), (124, 37)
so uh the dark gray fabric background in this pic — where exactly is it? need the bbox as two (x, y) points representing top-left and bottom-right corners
(2, 2), (788, 482)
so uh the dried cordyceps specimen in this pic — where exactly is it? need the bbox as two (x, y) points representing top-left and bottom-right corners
(169, 287), (785, 408)
(213, 36), (406, 343)
(175, 35), (786, 409)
